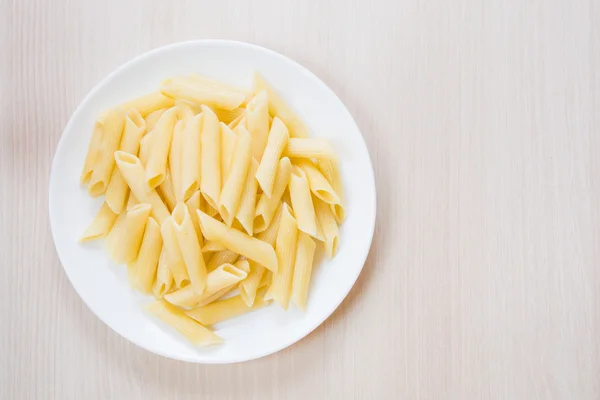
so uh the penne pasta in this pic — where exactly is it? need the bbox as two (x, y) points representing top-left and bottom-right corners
(290, 232), (317, 310)
(227, 113), (245, 130)
(264, 204), (298, 309)
(88, 108), (126, 197)
(197, 210), (278, 273)
(138, 131), (153, 166)
(79, 202), (118, 242)
(214, 107), (245, 124)
(164, 263), (247, 308)
(128, 217), (162, 294)
(180, 113), (203, 201)
(110, 92), (174, 120)
(147, 300), (222, 346)
(161, 75), (246, 111)
(153, 248), (174, 298)
(255, 117), (289, 197)
(169, 119), (186, 200)
(220, 122), (236, 186)
(105, 109), (146, 213)
(172, 203), (207, 292)
(314, 197), (340, 258)
(114, 151), (170, 223)
(219, 125), (252, 225)
(317, 159), (345, 223)
(160, 217), (191, 288)
(145, 107), (178, 189)
(252, 72), (309, 138)
(144, 108), (166, 132)
(157, 169), (177, 212)
(184, 190), (204, 244)
(105, 203), (151, 264)
(284, 138), (336, 160)
(289, 166), (320, 239)
(176, 100), (196, 120)
(235, 158), (259, 235)
(202, 240), (225, 253)
(254, 157), (292, 233)
(206, 249), (238, 271)
(295, 159), (341, 205)
(186, 293), (270, 326)
(200, 105), (221, 209)
(246, 90), (269, 161)
(80, 122), (103, 184)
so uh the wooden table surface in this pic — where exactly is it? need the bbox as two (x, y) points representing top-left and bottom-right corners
(3, 0), (600, 398)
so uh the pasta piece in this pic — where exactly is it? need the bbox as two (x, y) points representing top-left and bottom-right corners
(219, 125), (252, 225)
(264, 204), (298, 309)
(252, 72), (309, 138)
(206, 249), (238, 271)
(186, 293), (269, 326)
(200, 105), (221, 209)
(88, 108), (126, 197)
(105, 203), (151, 264)
(220, 123), (236, 186)
(202, 240), (225, 253)
(295, 159), (341, 205)
(144, 108), (166, 132)
(290, 232), (317, 310)
(255, 117), (289, 197)
(172, 203), (207, 292)
(180, 114), (203, 201)
(126, 192), (138, 209)
(157, 169), (176, 212)
(254, 157), (292, 233)
(147, 301), (222, 346)
(214, 107), (245, 124)
(314, 198), (340, 258)
(176, 100), (196, 120)
(289, 166), (320, 239)
(284, 138), (336, 160)
(317, 159), (345, 223)
(246, 90), (269, 161)
(105, 109), (146, 213)
(164, 263), (247, 308)
(160, 217), (191, 288)
(114, 151), (170, 223)
(197, 210), (278, 273)
(185, 190), (204, 243)
(235, 159), (259, 235)
(235, 259), (250, 273)
(161, 75), (246, 111)
(153, 248), (173, 298)
(79, 202), (118, 242)
(113, 92), (174, 119)
(145, 107), (178, 189)
(227, 113), (245, 130)
(80, 122), (103, 184)
(169, 119), (186, 200)
(128, 217), (162, 294)
(138, 131), (153, 166)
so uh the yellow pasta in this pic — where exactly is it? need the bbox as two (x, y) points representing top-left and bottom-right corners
(145, 107), (177, 189)
(138, 131), (153, 166)
(147, 301), (222, 346)
(227, 113), (245, 130)
(316, 159), (345, 223)
(220, 122), (236, 186)
(160, 217), (191, 288)
(197, 210), (278, 273)
(144, 108), (166, 132)
(180, 114), (203, 201)
(314, 198), (340, 258)
(153, 248), (174, 298)
(184, 190), (204, 243)
(175, 100), (196, 120)
(246, 90), (269, 160)
(219, 125), (252, 225)
(200, 105), (221, 209)
(235, 158), (259, 235)
(80, 122), (103, 184)
(255, 117), (289, 197)
(186, 293), (270, 326)
(161, 75), (246, 110)
(214, 107), (245, 124)
(168, 119), (186, 201)
(105, 203), (151, 264)
(112, 92), (174, 119)
(206, 249), (238, 272)
(289, 166), (320, 239)
(157, 169), (177, 212)
(79, 202), (118, 242)
(290, 232), (317, 310)
(202, 240), (226, 253)
(88, 108), (125, 197)
(105, 109), (146, 213)
(295, 159), (341, 205)
(284, 138), (336, 160)
(128, 217), (162, 294)
(172, 203), (207, 292)
(254, 157), (292, 233)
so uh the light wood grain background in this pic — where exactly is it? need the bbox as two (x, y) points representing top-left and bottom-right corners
(3, 0), (600, 398)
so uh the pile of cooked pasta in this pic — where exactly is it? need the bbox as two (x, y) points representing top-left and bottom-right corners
(79, 73), (344, 346)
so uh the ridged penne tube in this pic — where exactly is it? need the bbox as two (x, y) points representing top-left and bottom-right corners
(157, 169), (176, 212)
(254, 157), (292, 233)
(164, 263), (248, 309)
(176, 100), (196, 120)
(246, 90), (269, 161)
(147, 301), (222, 346)
(114, 151), (170, 223)
(235, 159), (259, 235)
(202, 240), (225, 253)
(180, 113), (203, 201)
(197, 210), (278, 273)
(255, 117), (289, 197)
(110, 92), (174, 119)
(228, 114), (245, 130)
(252, 72), (309, 138)
(220, 122), (236, 186)
(295, 159), (341, 205)
(80, 122), (103, 184)
(161, 75), (247, 110)
(169, 120), (186, 201)
(145, 107), (178, 189)
(206, 249), (238, 271)
(284, 138), (336, 160)
(291, 232), (317, 310)
(219, 126), (252, 225)
(128, 217), (162, 294)
(126, 192), (138, 210)
(105, 203), (151, 264)
(144, 108), (166, 132)
(316, 159), (345, 223)
(214, 107), (245, 124)
(138, 131), (152, 166)
(153, 248), (173, 298)
(200, 105), (221, 209)
(185, 190), (204, 244)
(314, 198), (340, 258)
(172, 203), (207, 293)
(79, 202), (118, 242)
(264, 204), (298, 309)
(160, 217), (191, 288)
(289, 166), (319, 239)
(88, 108), (125, 197)
(186, 293), (269, 326)
(105, 109), (146, 213)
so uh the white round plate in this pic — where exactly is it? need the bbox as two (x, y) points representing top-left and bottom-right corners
(49, 40), (376, 363)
